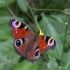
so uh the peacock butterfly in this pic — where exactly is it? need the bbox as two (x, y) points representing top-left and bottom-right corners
(9, 19), (56, 62)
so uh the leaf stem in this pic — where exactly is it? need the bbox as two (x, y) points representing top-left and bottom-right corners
(32, 8), (63, 12)
(60, 16), (70, 66)
(26, 3), (41, 30)
(5, 4), (16, 18)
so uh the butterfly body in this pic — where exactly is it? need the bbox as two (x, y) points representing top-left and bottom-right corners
(10, 19), (56, 62)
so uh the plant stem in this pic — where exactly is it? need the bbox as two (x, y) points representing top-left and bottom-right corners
(6, 4), (16, 18)
(26, 12), (34, 22)
(60, 16), (70, 66)
(26, 3), (41, 30)
(32, 8), (63, 12)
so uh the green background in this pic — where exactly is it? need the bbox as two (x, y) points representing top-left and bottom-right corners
(0, 0), (70, 70)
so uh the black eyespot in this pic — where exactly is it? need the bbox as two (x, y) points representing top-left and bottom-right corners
(10, 19), (26, 29)
(14, 38), (25, 47)
(35, 50), (40, 56)
(15, 39), (21, 47)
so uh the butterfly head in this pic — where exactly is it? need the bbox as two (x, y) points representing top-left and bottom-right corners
(39, 29), (44, 35)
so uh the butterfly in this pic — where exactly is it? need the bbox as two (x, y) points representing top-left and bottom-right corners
(9, 19), (56, 62)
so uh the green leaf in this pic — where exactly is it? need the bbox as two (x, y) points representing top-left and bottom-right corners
(50, 14), (67, 24)
(47, 16), (67, 35)
(63, 50), (70, 70)
(0, 16), (23, 25)
(0, 0), (15, 7)
(39, 13), (63, 60)
(54, 67), (66, 70)
(13, 60), (43, 70)
(0, 8), (11, 16)
(0, 39), (20, 70)
(17, 0), (28, 12)
(66, 35), (70, 42)
(0, 16), (23, 40)
(47, 59), (58, 70)
(0, 16), (24, 70)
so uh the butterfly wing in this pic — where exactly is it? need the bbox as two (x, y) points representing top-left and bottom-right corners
(10, 20), (56, 61)
(10, 19), (33, 38)
(26, 35), (56, 62)
(10, 19), (33, 57)
(27, 41), (40, 62)
(14, 38), (31, 57)
(38, 36), (56, 54)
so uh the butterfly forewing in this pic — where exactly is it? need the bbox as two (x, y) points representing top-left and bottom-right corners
(38, 36), (56, 54)
(10, 19), (33, 38)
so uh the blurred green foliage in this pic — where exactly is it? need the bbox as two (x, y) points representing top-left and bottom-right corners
(0, 0), (70, 70)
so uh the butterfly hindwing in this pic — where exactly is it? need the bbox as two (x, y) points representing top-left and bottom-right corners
(27, 42), (40, 62)
(14, 38), (31, 57)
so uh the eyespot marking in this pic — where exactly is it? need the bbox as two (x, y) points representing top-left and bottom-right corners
(48, 37), (55, 47)
(11, 20), (21, 28)
(14, 38), (25, 48)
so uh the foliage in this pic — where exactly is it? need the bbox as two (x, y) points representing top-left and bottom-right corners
(0, 0), (70, 70)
